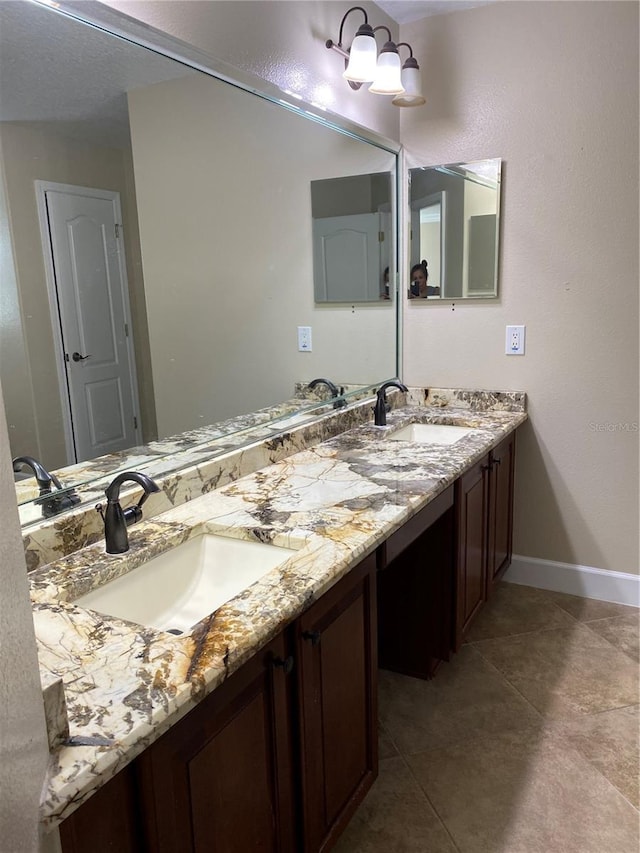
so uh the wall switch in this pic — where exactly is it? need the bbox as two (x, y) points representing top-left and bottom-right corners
(505, 325), (526, 355)
(297, 326), (312, 352)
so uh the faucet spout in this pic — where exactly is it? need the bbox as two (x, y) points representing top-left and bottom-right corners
(100, 471), (160, 554)
(12, 455), (54, 494)
(373, 380), (408, 426)
(13, 455), (82, 517)
(307, 377), (346, 408)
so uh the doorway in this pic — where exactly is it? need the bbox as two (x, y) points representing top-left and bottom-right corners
(35, 181), (141, 464)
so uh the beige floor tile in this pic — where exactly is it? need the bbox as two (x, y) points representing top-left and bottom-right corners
(332, 756), (458, 853)
(585, 612), (640, 663)
(379, 721), (400, 760)
(407, 728), (640, 853)
(474, 622), (639, 718)
(541, 589), (639, 622)
(547, 704), (640, 807)
(379, 646), (542, 755)
(465, 582), (577, 642)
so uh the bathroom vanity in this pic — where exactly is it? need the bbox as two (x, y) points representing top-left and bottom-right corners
(28, 388), (526, 852)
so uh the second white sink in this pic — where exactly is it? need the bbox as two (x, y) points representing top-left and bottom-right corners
(389, 423), (473, 445)
(74, 534), (296, 634)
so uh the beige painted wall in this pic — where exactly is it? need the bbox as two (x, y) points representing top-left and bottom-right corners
(401, 1), (639, 575)
(0, 122), (154, 468)
(128, 74), (396, 437)
(0, 380), (50, 849)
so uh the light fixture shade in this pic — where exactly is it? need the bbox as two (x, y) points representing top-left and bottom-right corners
(368, 47), (404, 95)
(392, 64), (425, 106)
(343, 30), (378, 83)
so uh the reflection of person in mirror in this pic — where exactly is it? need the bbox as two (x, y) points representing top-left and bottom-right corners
(408, 259), (441, 298)
(381, 266), (390, 299)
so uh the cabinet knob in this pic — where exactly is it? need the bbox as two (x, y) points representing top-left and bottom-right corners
(272, 655), (294, 675)
(302, 630), (321, 646)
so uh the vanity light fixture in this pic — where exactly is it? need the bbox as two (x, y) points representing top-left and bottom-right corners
(325, 6), (424, 106)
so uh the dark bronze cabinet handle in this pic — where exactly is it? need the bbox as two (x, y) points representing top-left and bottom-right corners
(272, 655), (294, 675)
(302, 630), (321, 646)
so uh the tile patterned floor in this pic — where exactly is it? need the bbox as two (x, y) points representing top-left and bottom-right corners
(334, 583), (639, 853)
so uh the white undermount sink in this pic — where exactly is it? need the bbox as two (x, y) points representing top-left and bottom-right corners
(73, 534), (297, 634)
(389, 423), (474, 445)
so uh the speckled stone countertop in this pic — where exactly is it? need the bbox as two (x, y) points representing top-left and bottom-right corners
(29, 390), (526, 829)
(22, 390), (380, 571)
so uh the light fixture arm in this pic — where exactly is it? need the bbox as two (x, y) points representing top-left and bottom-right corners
(326, 6), (374, 90)
(396, 42), (415, 59)
(325, 5), (369, 55)
(396, 41), (420, 71)
(373, 25), (393, 42)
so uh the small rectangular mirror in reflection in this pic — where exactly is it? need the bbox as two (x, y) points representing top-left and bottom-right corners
(408, 159), (501, 300)
(311, 172), (393, 303)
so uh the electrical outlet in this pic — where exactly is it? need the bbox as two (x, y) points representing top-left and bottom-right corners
(505, 325), (525, 355)
(297, 326), (312, 352)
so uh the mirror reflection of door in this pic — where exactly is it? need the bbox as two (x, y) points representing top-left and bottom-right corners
(312, 213), (382, 302)
(410, 191), (445, 295)
(311, 172), (392, 303)
(36, 182), (141, 463)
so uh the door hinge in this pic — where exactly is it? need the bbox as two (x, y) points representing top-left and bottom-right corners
(115, 223), (121, 239)
(378, 231), (384, 242)
(133, 415), (138, 429)
(124, 322), (129, 337)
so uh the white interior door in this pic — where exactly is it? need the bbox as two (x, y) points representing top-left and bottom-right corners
(38, 183), (140, 463)
(313, 213), (381, 302)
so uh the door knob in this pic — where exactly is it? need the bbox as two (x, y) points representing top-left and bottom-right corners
(72, 352), (91, 362)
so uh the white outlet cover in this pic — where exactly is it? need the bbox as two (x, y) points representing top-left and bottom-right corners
(505, 325), (526, 355)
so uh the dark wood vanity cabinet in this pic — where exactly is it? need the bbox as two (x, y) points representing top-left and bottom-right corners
(486, 433), (516, 596)
(376, 432), (516, 673)
(136, 630), (298, 853)
(59, 554), (377, 853)
(295, 553), (378, 852)
(58, 762), (146, 853)
(58, 431), (517, 850)
(377, 486), (456, 679)
(454, 433), (515, 648)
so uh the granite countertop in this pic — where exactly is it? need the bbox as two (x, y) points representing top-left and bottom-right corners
(29, 392), (526, 828)
(16, 383), (370, 527)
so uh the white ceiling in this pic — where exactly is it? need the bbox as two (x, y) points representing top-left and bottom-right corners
(374, 1), (494, 24)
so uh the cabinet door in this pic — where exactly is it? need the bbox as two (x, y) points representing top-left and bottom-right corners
(59, 763), (146, 853)
(455, 454), (490, 648)
(487, 434), (516, 595)
(296, 554), (378, 853)
(137, 631), (297, 853)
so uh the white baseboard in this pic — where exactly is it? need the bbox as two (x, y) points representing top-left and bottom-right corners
(503, 555), (640, 608)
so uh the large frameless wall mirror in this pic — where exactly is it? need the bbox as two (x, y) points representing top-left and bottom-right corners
(0, 0), (399, 525)
(311, 172), (393, 303)
(408, 159), (501, 300)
